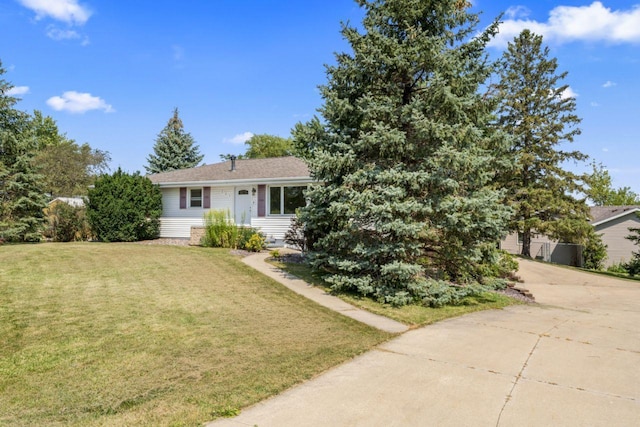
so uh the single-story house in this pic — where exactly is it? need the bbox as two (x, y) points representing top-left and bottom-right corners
(147, 156), (312, 243)
(500, 205), (640, 267)
(590, 205), (640, 267)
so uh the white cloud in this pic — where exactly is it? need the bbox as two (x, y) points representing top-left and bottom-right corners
(602, 147), (609, 152)
(6, 86), (30, 96)
(602, 80), (617, 88)
(223, 132), (254, 145)
(492, 2), (640, 47)
(46, 91), (114, 114)
(18, 0), (92, 25)
(560, 86), (578, 99)
(505, 5), (531, 20)
(590, 101), (600, 107)
(46, 26), (90, 44)
(46, 26), (79, 40)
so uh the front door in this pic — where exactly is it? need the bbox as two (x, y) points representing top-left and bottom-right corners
(235, 187), (252, 225)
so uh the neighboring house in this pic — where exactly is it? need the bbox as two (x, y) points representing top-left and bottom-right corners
(500, 205), (640, 267)
(590, 205), (640, 267)
(147, 156), (312, 242)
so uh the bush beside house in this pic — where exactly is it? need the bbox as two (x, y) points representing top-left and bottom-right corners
(86, 169), (162, 242)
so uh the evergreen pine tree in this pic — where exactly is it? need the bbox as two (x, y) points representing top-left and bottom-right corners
(0, 61), (46, 242)
(145, 108), (203, 174)
(294, 0), (513, 305)
(626, 216), (640, 276)
(494, 30), (590, 257)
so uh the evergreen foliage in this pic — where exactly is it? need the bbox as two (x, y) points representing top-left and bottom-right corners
(145, 108), (203, 174)
(494, 30), (590, 257)
(294, 0), (513, 305)
(0, 61), (47, 242)
(86, 168), (162, 242)
(582, 230), (607, 270)
(626, 216), (640, 276)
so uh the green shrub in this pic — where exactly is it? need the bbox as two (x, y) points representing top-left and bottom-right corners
(583, 231), (607, 270)
(47, 202), (91, 242)
(270, 249), (281, 258)
(474, 249), (519, 280)
(245, 233), (266, 252)
(86, 169), (162, 242)
(284, 214), (307, 252)
(607, 262), (627, 274)
(202, 210), (236, 247)
(202, 210), (264, 250)
(626, 258), (640, 277)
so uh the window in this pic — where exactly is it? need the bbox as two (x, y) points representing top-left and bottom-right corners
(269, 185), (306, 215)
(190, 188), (202, 208)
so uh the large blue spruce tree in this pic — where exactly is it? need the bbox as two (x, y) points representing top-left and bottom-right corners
(294, 0), (513, 305)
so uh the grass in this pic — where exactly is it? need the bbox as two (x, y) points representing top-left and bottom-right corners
(270, 259), (520, 327)
(0, 243), (391, 426)
(578, 268), (640, 282)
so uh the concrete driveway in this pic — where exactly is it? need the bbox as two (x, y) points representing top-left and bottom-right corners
(208, 259), (640, 426)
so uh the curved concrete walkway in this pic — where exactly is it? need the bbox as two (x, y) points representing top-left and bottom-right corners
(241, 252), (408, 334)
(208, 257), (640, 427)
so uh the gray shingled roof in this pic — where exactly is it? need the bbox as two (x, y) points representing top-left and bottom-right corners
(147, 156), (310, 185)
(590, 205), (640, 224)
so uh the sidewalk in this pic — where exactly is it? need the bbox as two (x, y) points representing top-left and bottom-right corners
(241, 251), (408, 334)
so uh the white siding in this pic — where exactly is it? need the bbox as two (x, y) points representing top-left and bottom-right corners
(161, 187), (234, 218)
(251, 216), (294, 240)
(160, 187), (234, 237)
(160, 217), (205, 238)
(596, 214), (640, 267)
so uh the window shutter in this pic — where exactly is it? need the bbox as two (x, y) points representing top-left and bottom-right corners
(179, 187), (187, 209)
(257, 185), (266, 217)
(203, 187), (211, 209)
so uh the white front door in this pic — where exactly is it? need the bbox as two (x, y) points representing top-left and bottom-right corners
(235, 187), (252, 225)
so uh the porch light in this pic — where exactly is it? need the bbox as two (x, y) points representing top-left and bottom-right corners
(252, 187), (256, 196)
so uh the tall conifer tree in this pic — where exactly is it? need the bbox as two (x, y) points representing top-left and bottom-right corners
(494, 30), (589, 257)
(145, 108), (203, 174)
(294, 0), (513, 305)
(0, 61), (46, 242)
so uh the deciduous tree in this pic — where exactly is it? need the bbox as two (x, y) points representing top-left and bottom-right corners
(35, 140), (110, 197)
(587, 161), (640, 206)
(494, 30), (590, 257)
(219, 134), (293, 161)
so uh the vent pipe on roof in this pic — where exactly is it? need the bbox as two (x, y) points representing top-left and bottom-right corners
(230, 155), (236, 171)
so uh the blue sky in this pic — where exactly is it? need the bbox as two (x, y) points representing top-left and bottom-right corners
(1, 0), (639, 190)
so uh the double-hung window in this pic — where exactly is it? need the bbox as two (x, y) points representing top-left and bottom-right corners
(190, 188), (202, 208)
(269, 185), (306, 215)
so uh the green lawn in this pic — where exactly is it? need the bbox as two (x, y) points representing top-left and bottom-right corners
(271, 259), (520, 327)
(0, 243), (391, 426)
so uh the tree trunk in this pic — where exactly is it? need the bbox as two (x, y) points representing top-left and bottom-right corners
(521, 231), (532, 258)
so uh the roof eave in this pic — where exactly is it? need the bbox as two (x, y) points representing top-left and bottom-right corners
(591, 208), (640, 226)
(153, 176), (314, 188)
